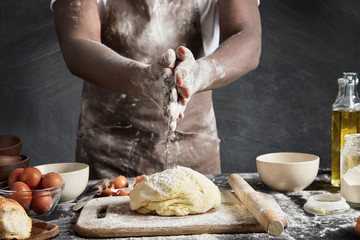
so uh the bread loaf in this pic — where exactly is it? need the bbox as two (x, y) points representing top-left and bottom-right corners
(0, 195), (32, 239)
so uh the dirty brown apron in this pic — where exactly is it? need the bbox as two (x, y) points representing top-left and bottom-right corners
(76, 0), (221, 179)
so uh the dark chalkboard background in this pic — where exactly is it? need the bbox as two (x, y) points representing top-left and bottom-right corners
(1, 0), (359, 173)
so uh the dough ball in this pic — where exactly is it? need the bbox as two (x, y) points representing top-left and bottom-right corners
(129, 166), (221, 216)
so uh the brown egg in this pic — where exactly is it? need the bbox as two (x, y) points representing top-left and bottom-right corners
(355, 223), (360, 235)
(133, 174), (146, 187)
(110, 175), (128, 189)
(355, 216), (360, 235)
(100, 187), (114, 197)
(20, 167), (42, 189)
(8, 168), (24, 188)
(31, 191), (52, 215)
(42, 172), (63, 189)
(10, 181), (32, 208)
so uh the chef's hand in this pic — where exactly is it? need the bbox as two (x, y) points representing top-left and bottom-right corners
(174, 46), (201, 119)
(139, 48), (180, 131)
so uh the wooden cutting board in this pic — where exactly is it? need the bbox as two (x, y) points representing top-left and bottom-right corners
(75, 190), (287, 238)
(28, 218), (59, 240)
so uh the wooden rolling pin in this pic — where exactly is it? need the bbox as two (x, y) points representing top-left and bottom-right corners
(228, 173), (284, 237)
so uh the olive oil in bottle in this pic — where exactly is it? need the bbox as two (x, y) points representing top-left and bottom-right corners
(331, 73), (360, 187)
(331, 110), (360, 187)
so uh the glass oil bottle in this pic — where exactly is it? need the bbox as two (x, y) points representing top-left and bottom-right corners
(331, 72), (360, 187)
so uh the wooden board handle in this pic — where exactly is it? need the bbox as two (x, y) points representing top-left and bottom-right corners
(228, 173), (284, 236)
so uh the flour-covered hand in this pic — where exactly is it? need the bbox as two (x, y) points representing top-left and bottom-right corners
(174, 46), (200, 119)
(138, 48), (180, 130)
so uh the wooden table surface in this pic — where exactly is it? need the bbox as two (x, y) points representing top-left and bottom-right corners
(38, 170), (360, 240)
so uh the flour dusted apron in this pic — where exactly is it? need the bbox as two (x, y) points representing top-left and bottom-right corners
(76, 0), (221, 179)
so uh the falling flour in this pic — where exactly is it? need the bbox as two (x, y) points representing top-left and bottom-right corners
(164, 130), (178, 169)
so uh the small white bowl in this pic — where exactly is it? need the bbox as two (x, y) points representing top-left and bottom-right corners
(256, 152), (319, 192)
(35, 162), (89, 202)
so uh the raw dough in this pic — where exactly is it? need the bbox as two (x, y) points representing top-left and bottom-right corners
(129, 166), (221, 216)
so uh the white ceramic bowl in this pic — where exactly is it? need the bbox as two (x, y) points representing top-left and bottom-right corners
(256, 152), (319, 192)
(35, 162), (89, 202)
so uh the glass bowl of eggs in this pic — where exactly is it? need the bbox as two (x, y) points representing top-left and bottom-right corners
(0, 167), (64, 217)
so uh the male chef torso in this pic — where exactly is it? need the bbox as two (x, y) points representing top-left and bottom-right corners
(74, 0), (221, 178)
